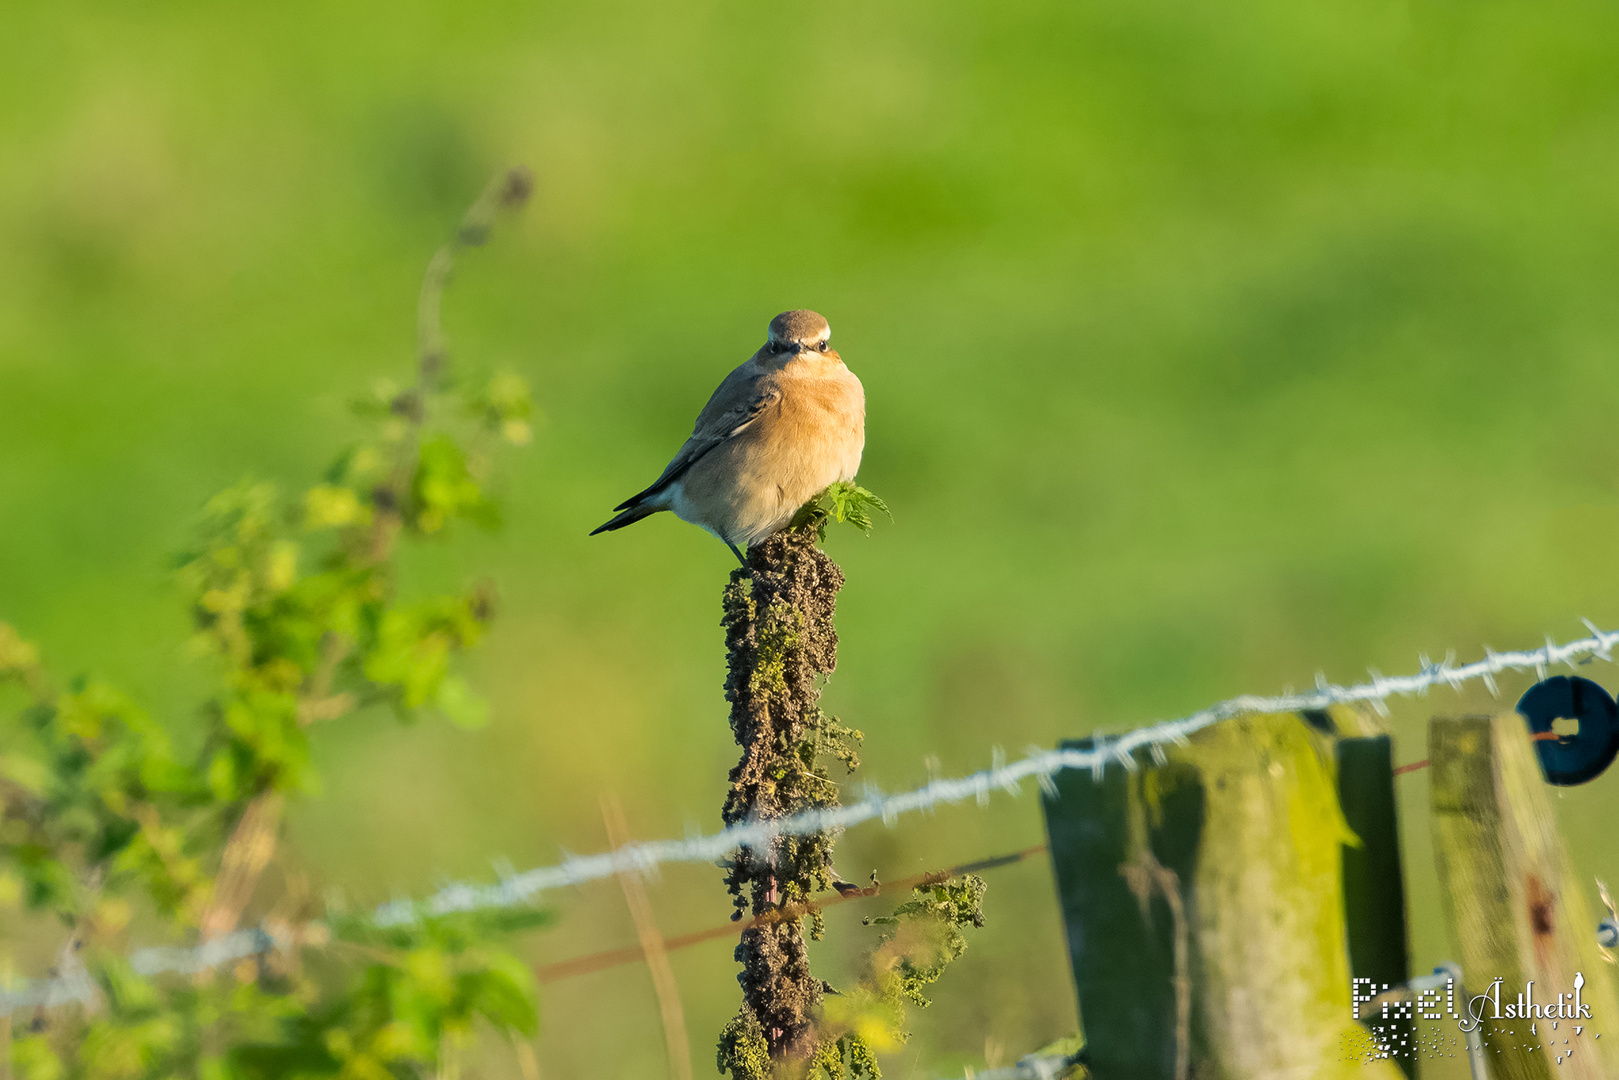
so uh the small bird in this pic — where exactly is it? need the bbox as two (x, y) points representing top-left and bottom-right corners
(591, 310), (865, 564)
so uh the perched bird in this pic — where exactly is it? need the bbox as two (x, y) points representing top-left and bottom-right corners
(591, 310), (865, 564)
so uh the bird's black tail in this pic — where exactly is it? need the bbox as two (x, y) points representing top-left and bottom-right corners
(589, 504), (658, 535)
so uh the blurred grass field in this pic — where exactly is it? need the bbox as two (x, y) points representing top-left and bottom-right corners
(5, 0), (1619, 1075)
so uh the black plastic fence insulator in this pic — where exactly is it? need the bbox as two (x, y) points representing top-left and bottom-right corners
(1515, 675), (1619, 786)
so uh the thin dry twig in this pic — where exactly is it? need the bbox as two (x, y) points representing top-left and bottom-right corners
(515, 1041), (544, 1080)
(198, 794), (283, 943)
(535, 845), (1046, 985)
(0, 953), (11, 1080)
(602, 793), (693, 1080)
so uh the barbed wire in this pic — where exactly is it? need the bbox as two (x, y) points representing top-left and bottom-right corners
(954, 1053), (1082, 1080)
(374, 621), (1615, 926)
(1, 927), (275, 1013)
(5, 624), (1613, 1016)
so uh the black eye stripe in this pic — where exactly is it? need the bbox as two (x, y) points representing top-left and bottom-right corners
(768, 339), (830, 354)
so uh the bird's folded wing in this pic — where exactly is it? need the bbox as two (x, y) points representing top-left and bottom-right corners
(614, 368), (781, 510)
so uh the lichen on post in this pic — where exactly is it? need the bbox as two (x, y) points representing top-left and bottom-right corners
(716, 525), (863, 1078)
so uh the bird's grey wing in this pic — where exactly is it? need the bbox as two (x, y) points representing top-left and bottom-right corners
(614, 366), (780, 510)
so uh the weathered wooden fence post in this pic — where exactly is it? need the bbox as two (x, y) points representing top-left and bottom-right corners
(1042, 710), (1408, 1079)
(1338, 733), (1417, 1078)
(1429, 714), (1619, 1078)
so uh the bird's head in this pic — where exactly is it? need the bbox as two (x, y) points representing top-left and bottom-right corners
(766, 310), (835, 358)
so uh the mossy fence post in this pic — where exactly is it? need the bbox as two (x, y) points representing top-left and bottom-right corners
(1429, 714), (1619, 1078)
(716, 528), (862, 1077)
(1041, 709), (1410, 1079)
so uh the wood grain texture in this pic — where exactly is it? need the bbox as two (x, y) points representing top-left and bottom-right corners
(1429, 715), (1619, 1078)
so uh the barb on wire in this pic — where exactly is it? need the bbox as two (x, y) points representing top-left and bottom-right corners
(6, 625), (1615, 1016)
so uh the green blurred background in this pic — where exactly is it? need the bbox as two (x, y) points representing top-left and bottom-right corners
(5, 0), (1619, 1075)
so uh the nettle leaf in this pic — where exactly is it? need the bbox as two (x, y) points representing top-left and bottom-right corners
(303, 484), (372, 531)
(91, 952), (165, 1016)
(86, 815), (141, 864)
(459, 950), (539, 1035)
(412, 436), (495, 534)
(12, 846), (77, 911)
(789, 481), (893, 542)
(207, 743), (248, 802)
(115, 818), (210, 921)
(362, 595), (488, 714)
(807, 875), (988, 1078)
(9, 1034), (65, 1080)
(140, 756), (202, 797)
(364, 621), (448, 710)
(212, 688), (313, 796)
(464, 369), (535, 446)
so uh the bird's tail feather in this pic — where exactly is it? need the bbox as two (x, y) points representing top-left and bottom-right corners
(589, 504), (658, 535)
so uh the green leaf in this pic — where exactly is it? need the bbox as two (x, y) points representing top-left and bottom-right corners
(459, 951), (539, 1035)
(362, 595), (488, 716)
(789, 481), (893, 541)
(303, 484), (371, 531)
(412, 436), (490, 534)
(435, 675), (488, 729)
(0, 751), (51, 794)
(12, 846), (77, 911)
(9, 1034), (66, 1080)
